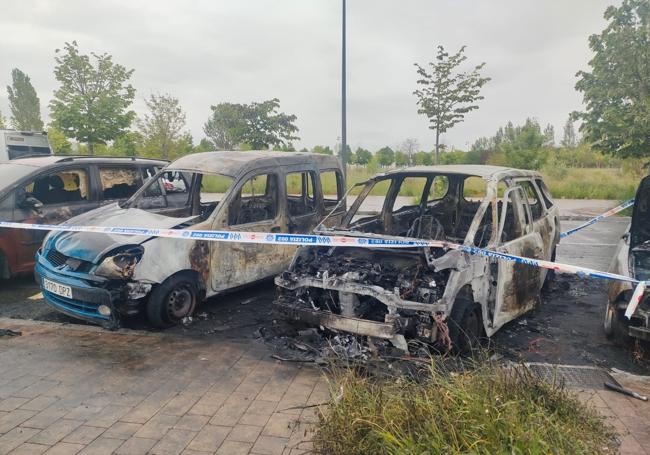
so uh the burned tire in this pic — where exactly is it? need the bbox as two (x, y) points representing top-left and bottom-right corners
(146, 274), (198, 328)
(542, 246), (557, 291)
(604, 303), (630, 345)
(448, 296), (483, 355)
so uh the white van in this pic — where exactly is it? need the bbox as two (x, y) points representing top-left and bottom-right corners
(0, 130), (52, 161)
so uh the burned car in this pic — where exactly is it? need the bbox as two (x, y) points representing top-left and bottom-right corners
(0, 155), (167, 279)
(35, 151), (345, 328)
(275, 165), (560, 352)
(605, 175), (650, 343)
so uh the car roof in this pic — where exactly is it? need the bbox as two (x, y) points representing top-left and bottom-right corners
(167, 151), (342, 176)
(9, 155), (168, 168)
(374, 164), (541, 181)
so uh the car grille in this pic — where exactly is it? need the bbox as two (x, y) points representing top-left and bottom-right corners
(46, 249), (68, 267)
(45, 249), (92, 273)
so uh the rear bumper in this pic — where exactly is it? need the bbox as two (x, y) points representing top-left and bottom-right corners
(35, 253), (115, 326)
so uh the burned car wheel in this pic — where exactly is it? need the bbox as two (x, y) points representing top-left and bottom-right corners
(147, 274), (198, 328)
(448, 297), (483, 355)
(604, 303), (630, 345)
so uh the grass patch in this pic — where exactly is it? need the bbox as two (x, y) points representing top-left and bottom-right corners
(314, 362), (616, 454)
(333, 166), (641, 201)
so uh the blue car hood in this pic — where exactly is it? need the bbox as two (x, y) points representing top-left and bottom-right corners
(50, 204), (197, 264)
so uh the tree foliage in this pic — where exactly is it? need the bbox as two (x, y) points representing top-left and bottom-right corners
(47, 127), (73, 154)
(414, 45), (490, 163)
(312, 145), (333, 155)
(203, 98), (299, 150)
(49, 41), (136, 155)
(353, 147), (372, 165)
(0, 110), (6, 129)
(561, 118), (578, 148)
(376, 146), (395, 166)
(7, 68), (43, 131)
(137, 93), (187, 160)
(574, 0), (650, 158)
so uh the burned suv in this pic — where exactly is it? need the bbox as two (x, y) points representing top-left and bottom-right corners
(275, 165), (560, 352)
(605, 175), (650, 343)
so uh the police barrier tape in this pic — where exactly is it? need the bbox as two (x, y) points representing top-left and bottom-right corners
(560, 198), (634, 238)
(0, 219), (645, 319)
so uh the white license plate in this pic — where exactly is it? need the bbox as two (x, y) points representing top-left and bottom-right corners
(43, 278), (72, 299)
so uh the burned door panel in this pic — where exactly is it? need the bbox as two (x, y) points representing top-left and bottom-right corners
(491, 186), (543, 332)
(210, 172), (290, 292)
(14, 168), (97, 271)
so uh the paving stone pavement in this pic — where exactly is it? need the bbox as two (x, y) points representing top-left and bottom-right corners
(0, 320), (324, 455)
(2, 319), (650, 454)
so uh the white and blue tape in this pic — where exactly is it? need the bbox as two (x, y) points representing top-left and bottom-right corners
(0, 197), (645, 320)
(560, 198), (634, 239)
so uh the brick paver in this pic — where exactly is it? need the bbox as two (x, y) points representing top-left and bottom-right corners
(0, 320), (320, 454)
(2, 318), (650, 454)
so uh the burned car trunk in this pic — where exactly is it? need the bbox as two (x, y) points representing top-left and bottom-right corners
(275, 165), (560, 352)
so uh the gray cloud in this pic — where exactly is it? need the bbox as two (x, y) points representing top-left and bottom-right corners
(0, 0), (618, 151)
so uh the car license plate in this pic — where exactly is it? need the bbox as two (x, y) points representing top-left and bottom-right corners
(43, 278), (72, 299)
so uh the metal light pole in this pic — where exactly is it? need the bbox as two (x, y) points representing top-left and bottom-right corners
(341, 0), (347, 178)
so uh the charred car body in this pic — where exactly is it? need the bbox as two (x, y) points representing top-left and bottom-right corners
(275, 165), (560, 351)
(606, 175), (650, 342)
(0, 156), (167, 279)
(35, 151), (345, 328)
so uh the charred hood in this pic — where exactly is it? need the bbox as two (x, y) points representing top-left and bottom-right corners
(50, 204), (197, 264)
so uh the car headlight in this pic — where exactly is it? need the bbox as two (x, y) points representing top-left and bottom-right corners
(94, 246), (144, 279)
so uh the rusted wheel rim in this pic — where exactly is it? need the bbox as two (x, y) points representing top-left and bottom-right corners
(166, 285), (193, 319)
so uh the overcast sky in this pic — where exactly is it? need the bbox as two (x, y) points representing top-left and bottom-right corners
(0, 0), (619, 152)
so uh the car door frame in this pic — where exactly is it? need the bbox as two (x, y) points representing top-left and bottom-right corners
(491, 184), (545, 331)
(283, 164), (323, 234)
(208, 166), (287, 292)
(12, 163), (98, 270)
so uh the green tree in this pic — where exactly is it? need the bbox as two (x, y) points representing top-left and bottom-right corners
(0, 110), (6, 129)
(110, 131), (142, 157)
(414, 151), (433, 165)
(194, 138), (214, 153)
(574, 0), (650, 158)
(376, 146), (395, 166)
(7, 69), (43, 131)
(203, 98), (299, 150)
(353, 147), (372, 165)
(501, 119), (548, 170)
(543, 123), (555, 147)
(414, 45), (490, 164)
(137, 93), (187, 160)
(50, 41), (136, 155)
(394, 151), (409, 166)
(312, 145), (333, 155)
(561, 118), (578, 148)
(47, 127), (73, 154)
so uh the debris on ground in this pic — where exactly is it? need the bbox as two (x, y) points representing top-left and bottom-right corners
(0, 328), (22, 337)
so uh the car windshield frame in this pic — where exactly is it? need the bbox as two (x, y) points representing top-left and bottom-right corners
(122, 167), (236, 213)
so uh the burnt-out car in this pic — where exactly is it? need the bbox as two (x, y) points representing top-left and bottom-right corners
(35, 151), (345, 328)
(0, 155), (167, 279)
(605, 175), (650, 343)
(275, 165), (560, 352)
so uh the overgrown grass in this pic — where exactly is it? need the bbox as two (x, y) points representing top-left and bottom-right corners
(336, 166), (640, 200)
(314, 362), (616, 454)
(200, 165), (641, 201)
